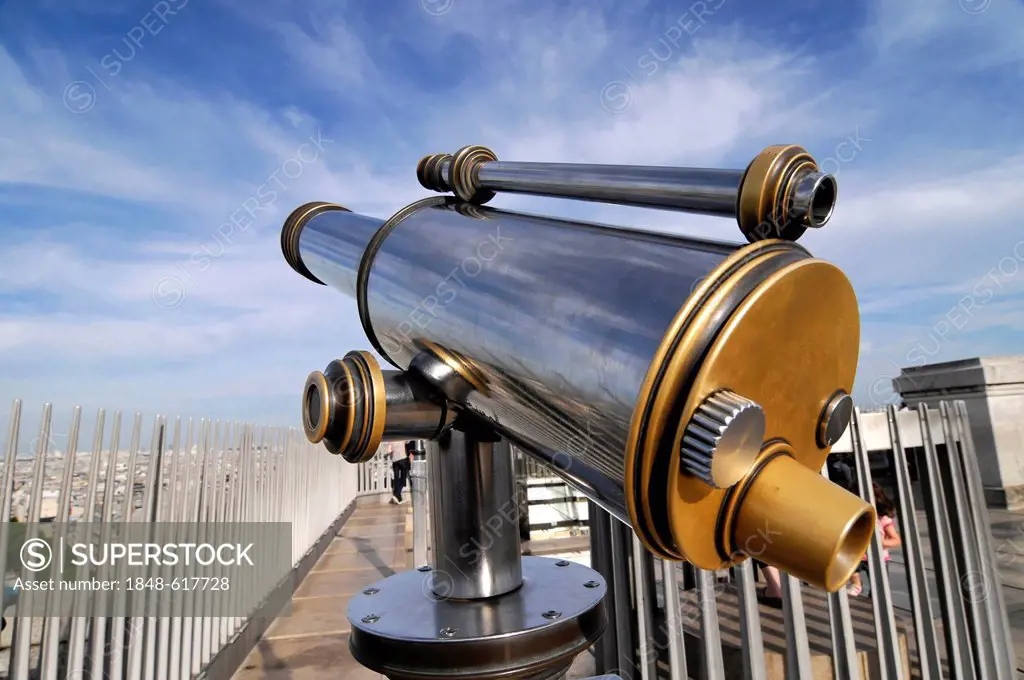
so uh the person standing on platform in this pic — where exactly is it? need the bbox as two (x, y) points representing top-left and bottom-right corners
(390, 441), (414, 504)
(828, 452), (857, 493)
(848, 482), (901, 597)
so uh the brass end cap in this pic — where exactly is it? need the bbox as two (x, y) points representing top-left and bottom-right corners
(301, 350), (386, 464)
(281, 202), (350, 285)
(625, 240), (861, 568)
(417, 153), (454, 192)
(450, 145), (498, 204)
(737, 145), (837, 242)
(680, 390), (765, 488)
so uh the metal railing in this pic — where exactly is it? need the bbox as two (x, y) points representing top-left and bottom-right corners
(356, 449), (393, 497)
(0, 399), (393, 680)
(588, 399), (1018, 679)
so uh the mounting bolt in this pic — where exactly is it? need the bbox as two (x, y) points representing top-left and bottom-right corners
(555, 560), (570, 567)
(818, 391), (854, 448)
(361, 614), (380, 624)
(362, 587), (379, 595)
(584, 581), (600, 588)
(417, 565), (432, 572)
(440, 627), (458, 638)
(542, 610), (562, 620)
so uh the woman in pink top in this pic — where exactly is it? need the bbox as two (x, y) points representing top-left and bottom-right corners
(848, 483), (902, 597)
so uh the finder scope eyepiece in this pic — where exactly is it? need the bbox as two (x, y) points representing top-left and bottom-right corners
(415, 144), (838, 243)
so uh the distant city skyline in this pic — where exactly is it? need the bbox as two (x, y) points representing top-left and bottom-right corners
(1, 0), (1023, 431)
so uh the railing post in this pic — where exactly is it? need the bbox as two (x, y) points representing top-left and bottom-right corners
(410, 444), (429, 568)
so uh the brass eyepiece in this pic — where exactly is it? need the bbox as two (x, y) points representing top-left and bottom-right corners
(301, 351), (386, 464)
(727, 444), (876, 592)
(302, 350), (457, 462)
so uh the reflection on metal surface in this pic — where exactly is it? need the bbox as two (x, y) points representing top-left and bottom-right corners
(417, 144), (838, 242)
(427, 424), (522, 599)
(347, 556), (606, 680)
(380, 370), (456, 441)
(412, 339), (490, 398)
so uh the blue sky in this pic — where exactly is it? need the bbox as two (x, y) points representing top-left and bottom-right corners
(1, 0), (1023, 449)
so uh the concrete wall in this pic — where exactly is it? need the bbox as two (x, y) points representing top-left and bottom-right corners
(893, 356), (1024, 510)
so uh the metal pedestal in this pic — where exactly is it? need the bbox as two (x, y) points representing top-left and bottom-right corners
(347, 415), (608, 680)
(347, 556), (606, 680)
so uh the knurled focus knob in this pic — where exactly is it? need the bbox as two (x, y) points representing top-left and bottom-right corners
(680, 390), (766, 488)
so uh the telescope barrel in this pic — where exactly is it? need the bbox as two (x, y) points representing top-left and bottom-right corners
(283, 186), (874, 592)
(417, 144), (838, 243)
(281, 203), (384, 293)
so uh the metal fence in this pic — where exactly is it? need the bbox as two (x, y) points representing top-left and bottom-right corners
(0, 399), (390, 680)
(589, 400), (1018, 680)
(8, 395), (1014, 679)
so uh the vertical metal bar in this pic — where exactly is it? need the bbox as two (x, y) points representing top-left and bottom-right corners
(609, 519), (636, 675)
(590, 503), (618, 675)
(68, 409), (106, 674)
(0, 401), (22, 650)
(190, 418), (214, 677)
(222, 422), (241, 644)
(660, 559), (689, 680)
(183, 418), (207, 679)
(696, 567), (726, 680)
(172, 417), (195, 680)
(825, 588), (859, 680)
(229, 426), (244, 631)
(126, 416), (157, 680)
(158, 416), (182, 680)
(411, 450), (428, 568)
(886, 405), (941, 680)
(953, 401), (1016, 679)
(780, 575), (813, 680)
(851, 408), (904, 680)
(916, 404), (974, 680)
(0, 401), (21, 680)
(107, 412), (143, 680)
(11, 403), (54, 680)
(40, 405), (82, 680)
(734, 560), (766, 680)
(229, 424), (251, 632)
(92, 410), (124, 680)
(138, 416), (168, 680)
(212, 423), (232, 653)
(822, 459), (860, 680)
(243, 426), (263, 634)
(201, 420), (225, 666)
(631, 534), (658, 680)
(938, 402), (997, 680)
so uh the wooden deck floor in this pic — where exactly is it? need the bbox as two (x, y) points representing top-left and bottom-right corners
(231, 497), (598, 679)
(232, 498), (411, 680)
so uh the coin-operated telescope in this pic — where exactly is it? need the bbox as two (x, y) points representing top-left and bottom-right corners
(282, 144), (874, 680)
